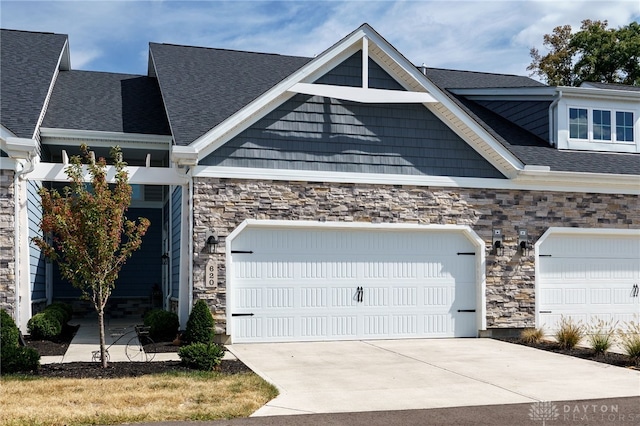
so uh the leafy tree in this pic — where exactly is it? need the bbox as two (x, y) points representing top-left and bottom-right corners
(33, 145), (150, 367)
(528, 20), (640, 86)
(527, 24), (575, 86)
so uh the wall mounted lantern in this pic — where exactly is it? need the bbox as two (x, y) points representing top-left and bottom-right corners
(518, 228), (532, 255)
(206, 231), (219, 254)
(161, 253), (169, 265)
(492, 228), (503, 255)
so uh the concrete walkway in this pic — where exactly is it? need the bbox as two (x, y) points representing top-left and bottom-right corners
(41, 318), (181, 364)
(228, 339), (640, 417)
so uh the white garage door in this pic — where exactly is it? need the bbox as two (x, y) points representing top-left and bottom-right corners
(229, 226), (478, 343)
(538, 231), (640, 332)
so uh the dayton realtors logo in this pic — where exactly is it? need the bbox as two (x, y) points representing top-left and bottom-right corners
(529, 401), (638, 424)
(529, 401), (559, 425)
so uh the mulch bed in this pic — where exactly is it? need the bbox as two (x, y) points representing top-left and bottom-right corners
(21, 323), (252, 378)
(496, 337), (639, 369)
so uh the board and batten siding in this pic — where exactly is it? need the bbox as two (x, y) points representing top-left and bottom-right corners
(170, 186), (181, 299)
(201, 52), (504, 179)
(27, 180), (46, 301)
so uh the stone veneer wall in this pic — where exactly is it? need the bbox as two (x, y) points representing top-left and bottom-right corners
(0, 169), (15, 317)
(192, 177), (640, 333)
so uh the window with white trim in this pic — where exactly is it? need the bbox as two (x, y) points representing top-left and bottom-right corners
(568, 107), (634, 143)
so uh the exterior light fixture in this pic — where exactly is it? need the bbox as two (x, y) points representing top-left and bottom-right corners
(206, 231), (219, 254)
(518, 228), (532, 255)
(492, 228), (503, 255)
(161, 253), (169, 265)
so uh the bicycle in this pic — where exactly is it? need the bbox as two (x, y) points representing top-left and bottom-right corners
(91, 325), (157, 362)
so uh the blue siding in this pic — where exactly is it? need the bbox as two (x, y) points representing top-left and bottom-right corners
(202, 52), (504, 179)
(170, 187), (181, 299)
(53, 207), (162, 299)
(475, 100), (551, 143)
(27, 180), (46, 301)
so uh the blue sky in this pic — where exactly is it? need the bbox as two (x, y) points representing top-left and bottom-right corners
(1, 1), (638, 78)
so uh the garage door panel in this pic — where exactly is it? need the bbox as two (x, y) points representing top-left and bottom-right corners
(538, 232), (640, 332)
(231, 227), (478, 342)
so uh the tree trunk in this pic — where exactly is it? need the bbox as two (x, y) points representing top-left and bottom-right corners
(98, 307), (108, 368)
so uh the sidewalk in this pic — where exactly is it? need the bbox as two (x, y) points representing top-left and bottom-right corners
(40, 318), (181, 364)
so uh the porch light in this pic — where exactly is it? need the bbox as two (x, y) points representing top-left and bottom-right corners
(161, 253), (169, 265)
(206, 232), (219, 254)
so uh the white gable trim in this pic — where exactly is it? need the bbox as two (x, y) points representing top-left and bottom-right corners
(288, 82), (437, 103)
(190, 24), (524, 178)
(193, 165), (640, 195)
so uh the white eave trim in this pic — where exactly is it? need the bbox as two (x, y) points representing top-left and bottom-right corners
(40, 128), (173, 149)
(556, 85), (640, 101)
(288, 82), (437, 103)
(2, 137), (38, 160)
(193, 165), (640, 195)
(171, 145), (199, 167)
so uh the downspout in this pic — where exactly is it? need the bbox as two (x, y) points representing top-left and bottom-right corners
(548, 90), (562, 147)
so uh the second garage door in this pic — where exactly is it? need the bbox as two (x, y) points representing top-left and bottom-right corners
(228, 224), (479, 343)
(537, 229), (640, 332)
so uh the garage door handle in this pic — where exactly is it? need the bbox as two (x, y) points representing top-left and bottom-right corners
(232, 313), (254, 317)
(539, 311), (552, 314)
(457, 309), (475, 312)
(632, 284), (639, 297)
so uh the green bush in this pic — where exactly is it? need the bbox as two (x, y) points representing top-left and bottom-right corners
(185, 300), (215, 344)
(0, 345), (40, 374)
(144, 309), (180, 342)
(555, 316), (584, 350)
(46, 302), (73, 323)
(27, 312), (62, 340)
(1, 309), (20, 349)
(178, 343), (225, 371)
(42, 306), (66, 326)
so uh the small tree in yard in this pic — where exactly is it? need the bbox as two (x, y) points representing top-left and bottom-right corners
(33, 145), (150, 367)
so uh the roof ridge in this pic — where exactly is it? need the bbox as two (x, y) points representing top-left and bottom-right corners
(0, 28), (67, 37)
(149, 41), (311, 60)
(425, 66), (528, 78)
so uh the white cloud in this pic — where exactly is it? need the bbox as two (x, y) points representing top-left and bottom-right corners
(1, 0), (638, 77)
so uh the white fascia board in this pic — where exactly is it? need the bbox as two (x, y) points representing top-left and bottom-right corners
(449, 87), (557, 99)
(288, 82), (437, 103)
(558, 85), (640, 101)
(29, 162), (188, 185)
(171, 145), (199, 167)
(193, 165), (640, 195)
(0, 157), (17, 170)
(3, 137), (37, 159)
(40, 128), (172, 149)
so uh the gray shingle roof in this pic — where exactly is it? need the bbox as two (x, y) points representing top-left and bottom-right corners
(580, 81), (640, 92)
(42, 70), (170, 135)
(149, 43), (311, 146)
(0, 29), (68, 138)
(425, 67), (547, 89)
(425, 68), (639, 175)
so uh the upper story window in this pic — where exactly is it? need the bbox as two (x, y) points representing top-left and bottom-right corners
(568, 107), (634, 144)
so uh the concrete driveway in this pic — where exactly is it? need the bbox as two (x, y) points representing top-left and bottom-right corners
(227, 339), (640, 417)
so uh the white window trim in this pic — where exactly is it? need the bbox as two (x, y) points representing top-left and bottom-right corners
(568, 106), (635, 145)
(558, 96), (639, 153)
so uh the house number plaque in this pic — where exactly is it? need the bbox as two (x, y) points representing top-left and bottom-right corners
(206, 258), (217, 288)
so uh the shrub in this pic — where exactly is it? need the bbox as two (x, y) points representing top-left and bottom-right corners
(618, 319), (640, 363)
(185, 300), (215, 344)
(46, 302), (73, 323)
(586, 318), (617, 355)
(178, 343), (225, 371)
(555, 316), (584, 349)
(42, 306), (66, 326)
(520, 327), (544, 344)
(1, 309), (20, 349)
(144, 309), (180, 342)
(27, 312), (62, 340)
(0, 345), (40, 374)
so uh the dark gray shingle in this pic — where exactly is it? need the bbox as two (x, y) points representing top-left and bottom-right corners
(150, 43), (311, 146)
(0, 29), (68, 138)
(42, 70), (170, 135)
